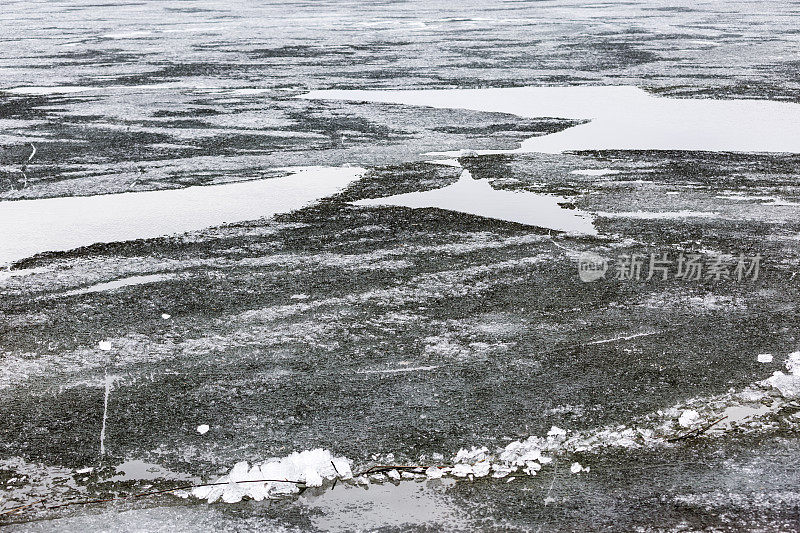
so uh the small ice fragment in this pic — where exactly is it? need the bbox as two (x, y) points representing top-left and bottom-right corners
(678, 409), (700, 427)
(386, 469), (401, 481)
(290, 294), (309, 300)
(451, 464), (473, 477)
(473, 461), (491, 478)
(547, 426), (566, 437)
(98, 340), (112, 351)
(570, 462), (584, 474)
(197, 424), (210, 435)
(161, 313), (171, 319)
(76, 467), (93, 474)
(425, 466), (443, 479)
(507, 476), (515, 483)
(757, 353), (773, 363)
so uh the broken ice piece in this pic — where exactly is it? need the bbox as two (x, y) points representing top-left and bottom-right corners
(570, 462), (589, 474)
(98, 340), (112, 351)
(473, 461), (491, 477)
(451, 464), (473, 477)
(197, 424), (210, 435)
(757, 353), (773, 363)
(161, 313), (171, 319)
(425, 466), (443, 479)
(678, 409), (700, 428)
(386, 469), (401, 481)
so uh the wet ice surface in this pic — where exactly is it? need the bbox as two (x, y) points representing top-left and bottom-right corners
(0, 166), (362, 266)
(3, 0), (800, 531)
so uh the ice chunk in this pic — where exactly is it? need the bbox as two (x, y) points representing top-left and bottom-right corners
(98, 341), (112, 351)
(451, 464), (473, 477)
(453, 445), (489, 464)
(473, 461), (491, 478)
(193, 448), (351, 503)
(757, 353), (773, 363)
(425, 466), (443, 479)
(196, 424), (209, 435)
(570, 462), (589, 474)
(678, 410), (699, 428)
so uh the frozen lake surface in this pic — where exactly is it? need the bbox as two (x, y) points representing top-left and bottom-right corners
(2, 0), (800, 531)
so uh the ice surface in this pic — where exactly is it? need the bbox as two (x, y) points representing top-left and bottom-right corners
(301, 86), (800, 154)
(0, 166), (363, 266)
(354, 170), (597, 235)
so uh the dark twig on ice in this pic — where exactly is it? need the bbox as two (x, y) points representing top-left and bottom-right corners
(667, 415), (727, 443)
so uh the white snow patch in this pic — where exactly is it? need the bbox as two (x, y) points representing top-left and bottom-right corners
(570, 168), (620, 176)
(594, 210), (717, 220)
(196, 424), (210, 435)
(757, 353), (774, 363)
(98, 341), (112, 351)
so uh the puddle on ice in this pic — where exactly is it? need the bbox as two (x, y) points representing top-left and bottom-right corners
(717, 404), (772, 429)
(106, 460), (198, 483)
(0, 166), (362, 266)
(301, 478), (467, 532)
(354, 170), (597, 235)
(301, 85), (800, 154)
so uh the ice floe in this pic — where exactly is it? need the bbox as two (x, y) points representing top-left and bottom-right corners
(354, 169), (597, 235)
(0, 166), (363, 266)
(192, 449), (352, 503)
(301, 85), (800, 154)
